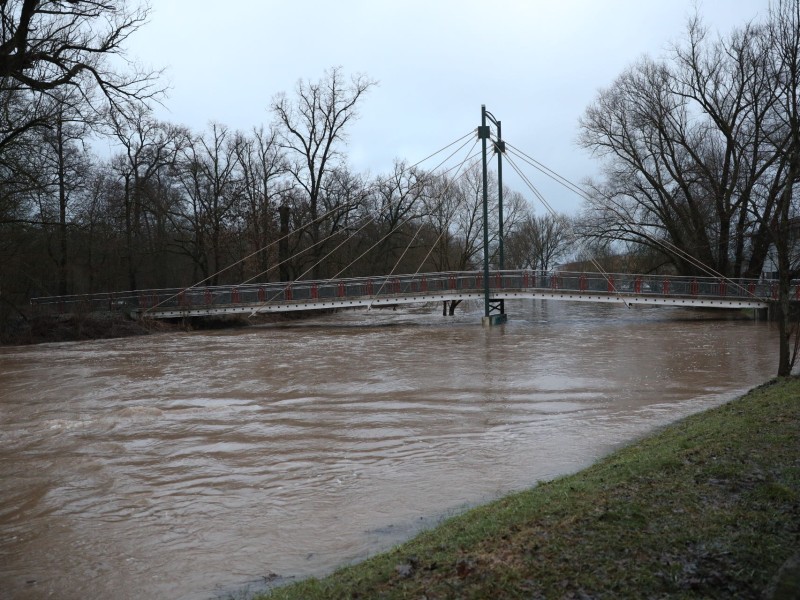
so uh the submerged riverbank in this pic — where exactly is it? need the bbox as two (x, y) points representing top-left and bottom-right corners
(0, 310), (318, 345)
(259, 377), (800, 599)
(0, 312), (176, 345)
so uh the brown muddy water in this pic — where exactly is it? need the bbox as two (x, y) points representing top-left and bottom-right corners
(0, 300), (779, 599)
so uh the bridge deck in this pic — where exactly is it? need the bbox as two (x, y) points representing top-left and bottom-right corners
(31, 270), (779, 319)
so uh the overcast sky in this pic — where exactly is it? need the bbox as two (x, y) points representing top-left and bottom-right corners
(127, 0), (770, 214)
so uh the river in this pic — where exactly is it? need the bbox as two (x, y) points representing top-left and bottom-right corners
(0, 300), (778, 599)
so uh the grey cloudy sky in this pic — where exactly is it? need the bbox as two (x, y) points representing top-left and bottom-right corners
(128, 0), (769, 214)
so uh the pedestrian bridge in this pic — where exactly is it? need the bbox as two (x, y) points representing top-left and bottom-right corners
(31, 270), (777, 320)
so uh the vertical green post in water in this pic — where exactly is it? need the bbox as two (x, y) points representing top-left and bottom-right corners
(479, 105), (507, 325)
(479, 105), (491, 320)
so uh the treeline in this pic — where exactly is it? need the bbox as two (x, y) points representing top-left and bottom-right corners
(1, 73), (546, 299)
(0, 2), (571, 321)
(578, 1), (800, 281)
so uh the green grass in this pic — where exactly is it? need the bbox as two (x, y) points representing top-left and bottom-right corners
(257, 377), (800, 599)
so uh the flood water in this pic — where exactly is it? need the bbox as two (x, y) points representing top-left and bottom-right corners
(0, 300), (779, 599)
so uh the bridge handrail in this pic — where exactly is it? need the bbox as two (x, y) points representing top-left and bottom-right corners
(29, 270), (791, 314)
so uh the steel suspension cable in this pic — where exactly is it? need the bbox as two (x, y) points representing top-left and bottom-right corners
(368, 139), (484, 307)
(504, 150), (631, 307)
(506, 143), (592, 202)
(235, 129), (476, 290)
(236, 129), (476, 289)
(247, 137), (485, 315)
(504, 141), (766, 300)
(216, 130), (477, 282)
(405, 152), (487, 281)
(144, 130), (476, 314)
(329, 146), (484, 283)
(288, 134), (479, 286)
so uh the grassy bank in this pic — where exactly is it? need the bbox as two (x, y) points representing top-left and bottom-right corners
(259, 377), (800, 599)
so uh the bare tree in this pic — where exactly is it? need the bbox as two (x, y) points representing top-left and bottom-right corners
(41, 90), (93, 295)
(174, 123), (241, 284)
(421, 173), (461, 272)
(0, 0), (163, 213)
(369, 160), (432, 273)
(499, 187), (529, 262)
(506, 211), (573, 271)
(448, 166), (520, 271)
(233, 126), (286, 281)
(578, 18), (775, 278)
(312, 166), (372, 276)
(272, 67), (376, 278)
(422, 166), (518, 271)
(763, 0), (800, 376)
(0, 1), (159, 104)
(109, 106), (188, 289)
(73, 164), (122, 291)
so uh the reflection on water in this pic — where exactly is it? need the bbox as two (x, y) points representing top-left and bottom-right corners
(0, 300), (778, 599)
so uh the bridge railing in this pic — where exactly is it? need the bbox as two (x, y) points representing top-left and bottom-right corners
(29, 270), (786, 316)
(544, 272), (779, 299)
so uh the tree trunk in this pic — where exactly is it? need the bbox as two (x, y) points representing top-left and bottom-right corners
(775, 158), (798, 377)
(777, 272), (793, 377)
(124, 179), (137, 291)
(56, 117), (68, 296)
(279, 205), (291, 282)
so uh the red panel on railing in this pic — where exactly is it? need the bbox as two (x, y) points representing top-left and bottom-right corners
(449, 275), (456, 290)
(579, 274), (587, 292)
(258, 287), (266, 302)
(311, 283), (318, 300)
(663, 279), (670, 295)
(718, 280), (727, 296)
(634, 277), (642, 294)
(205, 289), (212, 305)
(338, 282), (345, 298)
(392, 279), (400, 294)
(421, 277), (427, 292)
(607, 275), (615, 293)
(231, 287), (240, 303)
(284, 285), (292, 301)
(690, 279), (699, 296)
(551, 274), (559, 290)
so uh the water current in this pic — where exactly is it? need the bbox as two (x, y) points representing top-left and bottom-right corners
(0, 300), (779, 599)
